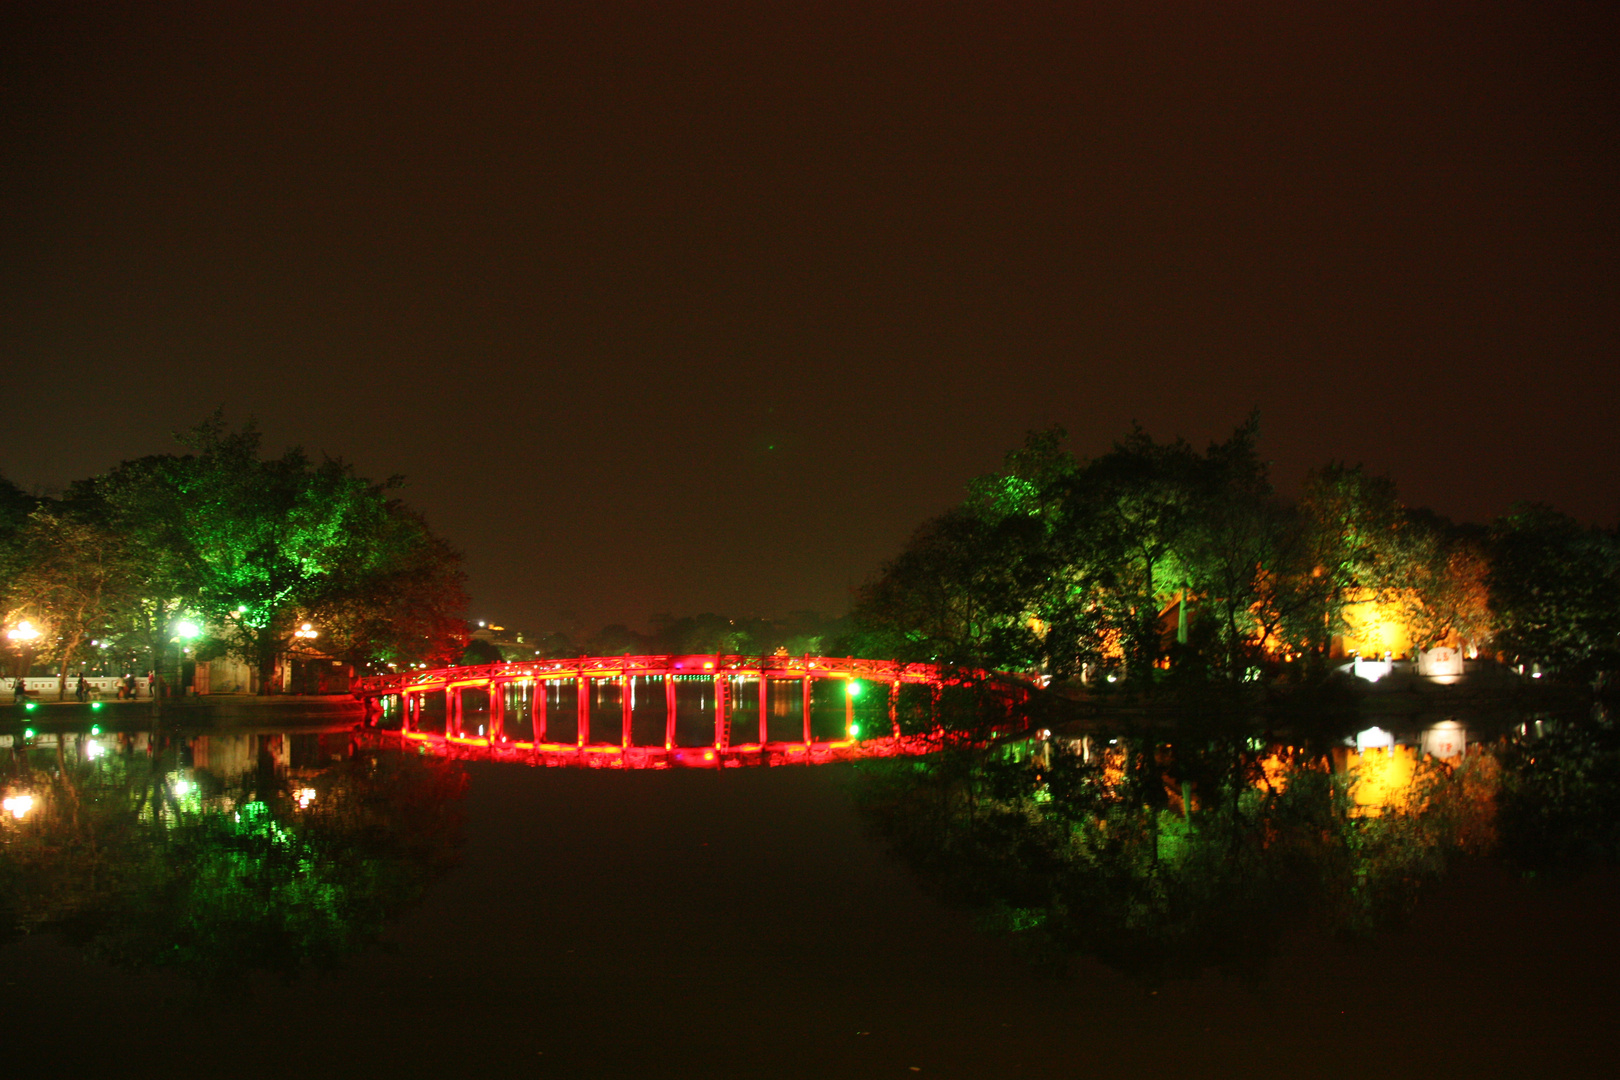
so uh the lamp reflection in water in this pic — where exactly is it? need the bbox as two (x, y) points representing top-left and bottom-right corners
(1, 729), (467, 982)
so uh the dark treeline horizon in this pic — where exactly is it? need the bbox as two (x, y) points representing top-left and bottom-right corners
(476, 416), (1617, 687)
(837, 418), (1619, 685)
(6, 414), (1615, 684)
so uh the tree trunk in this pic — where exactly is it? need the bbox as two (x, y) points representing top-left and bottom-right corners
(57, 629), (84, 701)
(257, 630), (280, 695)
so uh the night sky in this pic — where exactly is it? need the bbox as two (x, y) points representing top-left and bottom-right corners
(3, 3), (1616, 634)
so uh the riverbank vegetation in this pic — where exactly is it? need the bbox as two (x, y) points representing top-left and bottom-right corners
(1, 414), (468, 693)
(843, 418), (1618, 690)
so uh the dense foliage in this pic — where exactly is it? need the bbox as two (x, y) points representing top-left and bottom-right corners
(846, 420), (1616, 684)
(2, 415), (468, 692)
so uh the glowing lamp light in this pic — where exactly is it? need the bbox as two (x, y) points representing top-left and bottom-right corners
(849, 723), (861, 738)
(85, 740), (104, 760)
(6, 620), (40, 643)
(171, 779), (193, 797)
(295, 623), (319, 640)
(23, 702), (37, 712)
(90, 724), (101, 734)
(90, 702), (103, 712)
(3, 795), (34, 820)
(295, 788), (316, 809)
(174, 620), (200, 639)
(846, 681), (861, 697)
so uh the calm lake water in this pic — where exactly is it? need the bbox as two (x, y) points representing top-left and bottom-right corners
(3, 714), (1618, 1078)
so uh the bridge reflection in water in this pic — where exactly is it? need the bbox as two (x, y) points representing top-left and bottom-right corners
(353, 655), (1008, 768)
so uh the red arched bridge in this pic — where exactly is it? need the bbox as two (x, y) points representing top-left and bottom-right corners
(353, 654), (1030, 767)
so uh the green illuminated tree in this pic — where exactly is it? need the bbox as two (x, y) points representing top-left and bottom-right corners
(69, 452), (208, 695)
(851, 507), (1050, 670)
(61, 416), (466, 691)
(166, 416), (467, 689)
(1057, 424), (1204, 682)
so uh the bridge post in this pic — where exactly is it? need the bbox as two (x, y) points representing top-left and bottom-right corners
(622, 671), (632, 747)
(664, 672), (676, 750)
(802, 675), (812, 744)
(714, 670), (729, 750)
(536, 679), (548, 743)
(576, 674), (587, 749)
(889, 680), (900, 738)
(845, 677), (854, 739)
(758, 675), (768, 742)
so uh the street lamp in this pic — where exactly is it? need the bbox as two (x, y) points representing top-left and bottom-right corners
(167, 619), (200, 700)
(6, 619), (40, 680)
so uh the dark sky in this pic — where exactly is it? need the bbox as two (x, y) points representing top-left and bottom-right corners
(3, 2), (1616, 633)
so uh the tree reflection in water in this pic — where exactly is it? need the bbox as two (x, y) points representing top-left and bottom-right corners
(852, 711), (1611, 983)
(0, 730), (466, 983)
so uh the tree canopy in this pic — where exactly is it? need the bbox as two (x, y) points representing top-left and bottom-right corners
(3, 416), (467, 692)
(847, 420), (1613, 684)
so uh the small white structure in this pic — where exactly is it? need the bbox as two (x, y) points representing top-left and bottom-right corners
(1421, 720), (1467, 759)
(1350, 656), (1393, 683)
(1355, 725), (1395, 752)
(1417, 647), (1465, 683)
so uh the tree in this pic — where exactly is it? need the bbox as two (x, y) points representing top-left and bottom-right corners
(161, 417), (466, 691)
(64, 416), (466, 692)
(1051, 424), (1207, 684)
(851, 507), (1049, 670)
(302, 503), (468, 672)
(69, 452), (208, 697)
(1388, 514), (1493, 653)
(1488, 504), (1619, 676)
(0, 473), (42, 643)
(9, 507), (138, 698)
(1295, 463), (1411, 652)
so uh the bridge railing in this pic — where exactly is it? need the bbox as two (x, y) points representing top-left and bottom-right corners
(352, 654), (946, 696)
(348, 654), (1035, 765)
